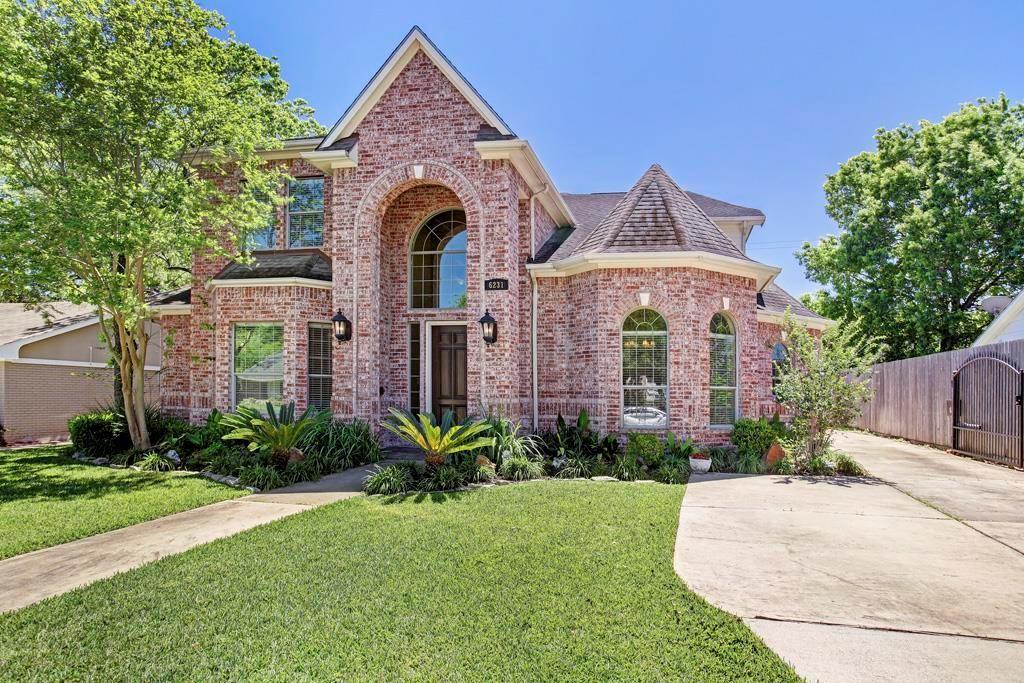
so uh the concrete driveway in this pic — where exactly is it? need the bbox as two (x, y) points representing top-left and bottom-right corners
(675, 432), (1024, 682)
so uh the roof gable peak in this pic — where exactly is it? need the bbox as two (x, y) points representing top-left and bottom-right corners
(319, 26), (513, 150)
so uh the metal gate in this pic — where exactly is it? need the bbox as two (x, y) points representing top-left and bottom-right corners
(952, 356), (1024, 468)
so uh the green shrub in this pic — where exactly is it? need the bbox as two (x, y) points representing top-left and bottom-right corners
(805, 455), (835, 475)
(381, 409), (494, 468)
(626, 433), (663, 468)
(540, 410), (600, 462)
(283, 459), (321, 485)
(300, 417), (382, 473)
(136, 452), (177, 472)
(556, 457), (594, 479)
(731, 416), (788, 466)
(735, 449), (764, 475)
(709, 446), (739, 473)
(771, 455), (796, 475)
(611, 454), (642, 481)
(499, 455), (545, 481)
(664, 433), (699, 465)
(69, 410), (129, 457)
(362, 464), (414, 495)
(460, 458), (496, 483)
(195, 442), (256, 477)
(482, 414), (542, 465)
(654, 462), (689, 484)
(222, 401), (329, 469)
(421, 464), (466, 491)
(238, 464), (284, 490)
(833, 452), (866, 476)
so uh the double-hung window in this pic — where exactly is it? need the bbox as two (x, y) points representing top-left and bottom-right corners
(710, 313), (738, 425)
(233, 324), (284, 410)
(621, 309), (668, 429)
(287, 177), (324, 248)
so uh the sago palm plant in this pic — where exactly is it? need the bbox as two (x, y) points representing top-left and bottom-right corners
(222, 402), (328, 469)
(381, 408), (494, 467)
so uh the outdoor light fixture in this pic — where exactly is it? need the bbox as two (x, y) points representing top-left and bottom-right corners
(332, 310), (352, 342)
(479, 309), (498, 345)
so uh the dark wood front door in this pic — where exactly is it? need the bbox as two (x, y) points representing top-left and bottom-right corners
(431, 325), (468, 421)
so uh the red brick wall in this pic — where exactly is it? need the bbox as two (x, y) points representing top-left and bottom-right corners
(158, 313), (192, 418)
(535, 267), (782, 444)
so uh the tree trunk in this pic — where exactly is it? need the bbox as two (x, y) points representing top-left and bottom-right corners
(114, 315), (151, 450)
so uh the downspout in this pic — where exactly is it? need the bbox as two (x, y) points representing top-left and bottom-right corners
(528, 186), (547, 430)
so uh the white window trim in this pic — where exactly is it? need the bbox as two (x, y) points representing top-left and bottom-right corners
(620, 309), (670, 431)
(231, 322), (284, 410)
(286, 177), (325, 249)
(408, 206), (468, 311)
(709, 315), (739, 428)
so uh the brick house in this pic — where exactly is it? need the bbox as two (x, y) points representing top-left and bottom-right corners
(152, 27), (827, 443)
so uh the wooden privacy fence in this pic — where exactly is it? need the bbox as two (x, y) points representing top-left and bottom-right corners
(855, 339), (1024, 466)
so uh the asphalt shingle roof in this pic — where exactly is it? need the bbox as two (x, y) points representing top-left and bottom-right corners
(0, 303), (96, 347)
(213, 250), (332, 282)
(551, 164), (751, 261)
(757, 282), (825, 319)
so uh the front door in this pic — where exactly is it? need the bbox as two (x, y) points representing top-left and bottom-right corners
(431, 325), (468, 421)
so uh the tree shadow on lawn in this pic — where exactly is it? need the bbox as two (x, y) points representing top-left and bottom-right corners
(0, 449), (206, 504)
(379, 489), (474, 506)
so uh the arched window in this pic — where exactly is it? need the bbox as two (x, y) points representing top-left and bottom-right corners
(710, 313), (738, 426)
(771, 342), (789, 396)
(622, 309), (668, 429)
(410, 209), (467, 309)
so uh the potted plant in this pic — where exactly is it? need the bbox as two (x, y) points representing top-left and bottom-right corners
(689, 450), (712, 474)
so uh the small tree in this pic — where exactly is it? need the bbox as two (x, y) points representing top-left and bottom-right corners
(0, 0), (322, 448)
(773, 311), (885, 462)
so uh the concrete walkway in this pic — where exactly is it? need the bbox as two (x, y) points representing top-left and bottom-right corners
(0, 462), (385, 614)
(674, 436), (1024, 682)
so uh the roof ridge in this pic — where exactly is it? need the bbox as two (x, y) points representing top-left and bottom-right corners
(652, 169), (692, 252)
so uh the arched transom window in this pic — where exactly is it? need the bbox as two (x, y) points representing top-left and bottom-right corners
(410, 209), (468, 309)
(622, 309), (668, 429)
(710, 313), (738, 426)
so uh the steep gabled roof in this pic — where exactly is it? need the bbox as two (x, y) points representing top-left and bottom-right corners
(318, 26), (513, 150)
(560, 164), (750, 260)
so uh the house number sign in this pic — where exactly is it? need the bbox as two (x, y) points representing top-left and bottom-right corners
(485, 278), (509, 291)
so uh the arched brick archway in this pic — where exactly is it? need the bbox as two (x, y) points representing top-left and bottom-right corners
(344, 162), (487, 423)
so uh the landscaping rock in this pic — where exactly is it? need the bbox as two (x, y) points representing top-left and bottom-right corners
(764, 441), (787, 468)
(92, 458), (109, 466)
(635, 479), (657, 484)
(165, 449), (181, 465)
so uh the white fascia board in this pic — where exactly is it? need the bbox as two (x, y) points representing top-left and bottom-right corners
(190, 137), (323, 165)
(756, 309), (833, 331)
(207, 277), (332, 291)
(300, 147), (358, 173)
(0, 357), (160, 372)
(0, 315), (100, 360)
(526, 251), (781, 289)
(973, 290), (1024, 346)
(474, 139), (575, 226)
(321, 27), (512, 149)
(150, 304), (192, 316)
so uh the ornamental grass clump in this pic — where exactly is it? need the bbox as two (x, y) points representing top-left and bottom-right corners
(362, 464), (415, 495)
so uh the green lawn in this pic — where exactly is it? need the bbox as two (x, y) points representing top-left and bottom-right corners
(0, 481), (795, 681)
(0, 445), (247, 560)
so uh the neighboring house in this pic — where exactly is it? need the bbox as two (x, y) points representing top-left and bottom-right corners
(151, 26), (827, 443)
(0, 304), (162, 443)
(973, 292), (1024, 346)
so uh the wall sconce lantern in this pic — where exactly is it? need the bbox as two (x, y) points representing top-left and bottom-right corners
(479, 309), (498, 345)
(332, 310), (352, 342)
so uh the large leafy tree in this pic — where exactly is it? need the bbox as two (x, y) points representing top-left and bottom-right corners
(799, 96), (1024, 360)
(0, 0), (322, 448)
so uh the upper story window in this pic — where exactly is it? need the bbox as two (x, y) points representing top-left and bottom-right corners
(710, 313), (738, 426)
(247, 191), (276, 250)
(622, 308), (668, 430)
(288, 177), (324, 248)
(410, 209), (467, 309)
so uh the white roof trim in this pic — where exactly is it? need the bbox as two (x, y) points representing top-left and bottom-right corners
(0, 315), (100, 360)
(207, 277), (332, 291)
(973, 290), (1024, 346)
(756, 309), (833, 331)
(150, 304), (192, 316)
(475, 139), (575, 226)
(300, 147), (358, 172)
(527, 251), (781, 290)
(320, 26), (512, 149)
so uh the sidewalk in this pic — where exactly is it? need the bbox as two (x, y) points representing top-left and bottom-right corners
(0, 462), (385, 614)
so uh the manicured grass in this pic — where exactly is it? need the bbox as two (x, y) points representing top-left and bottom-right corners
(0, 481), (795, 681)
(0, 445), (247, 560)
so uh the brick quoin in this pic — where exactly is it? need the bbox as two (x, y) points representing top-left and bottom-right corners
(158, 37), (811, 446)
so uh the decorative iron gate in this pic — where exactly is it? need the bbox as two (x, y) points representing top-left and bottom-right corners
(952, 356), (1024, 468)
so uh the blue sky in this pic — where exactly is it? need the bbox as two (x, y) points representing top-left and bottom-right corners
(206, 0), (1024, 295)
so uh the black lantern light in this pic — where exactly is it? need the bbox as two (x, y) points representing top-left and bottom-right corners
(478, 309), (498, 345)
(331, 310), (352, 342)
